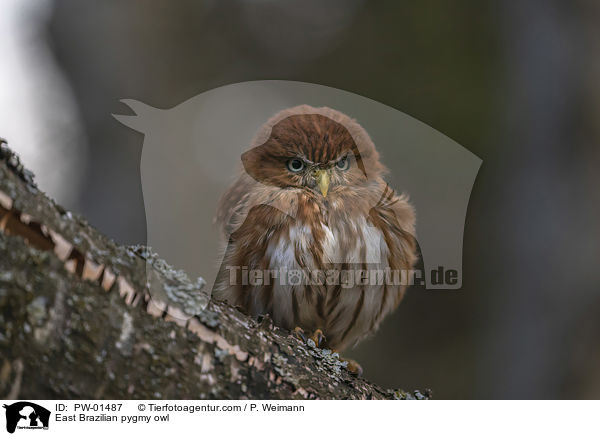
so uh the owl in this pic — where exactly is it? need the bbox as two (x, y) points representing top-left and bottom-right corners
(213, 105), (416, 364)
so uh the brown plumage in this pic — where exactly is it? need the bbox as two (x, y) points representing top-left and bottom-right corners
(213, 105), (416, 352)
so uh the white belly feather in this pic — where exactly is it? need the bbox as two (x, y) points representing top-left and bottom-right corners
(266, 217), (394, 350)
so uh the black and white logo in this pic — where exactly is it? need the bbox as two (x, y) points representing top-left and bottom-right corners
(3, 402), (50, 434)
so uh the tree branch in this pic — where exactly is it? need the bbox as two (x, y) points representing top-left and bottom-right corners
(0, 139), (429, 400)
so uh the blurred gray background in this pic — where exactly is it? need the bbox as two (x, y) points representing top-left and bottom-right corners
(1, 0), (599, 399)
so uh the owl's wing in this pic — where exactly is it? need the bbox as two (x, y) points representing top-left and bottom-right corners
(212, 201), (297, 310)
(368, 182), (418, 272)
(215, 173), (255, 238)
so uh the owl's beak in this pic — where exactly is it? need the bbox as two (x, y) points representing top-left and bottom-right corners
(315, 170), (330, 197)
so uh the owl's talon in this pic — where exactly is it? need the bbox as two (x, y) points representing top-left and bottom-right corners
(311, 329), (326, 348)
(332, 350), (363, 376)
(341, 357), (363, 377)
(293, 327), (327, 349)
(293, 326), (307, 343)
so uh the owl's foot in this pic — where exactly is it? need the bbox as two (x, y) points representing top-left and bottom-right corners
(293, 326), (308, 343)
(292, 327), (327, 348)
(333, 350), (363, 377)
(340, 357), (363, 377)
(311, 329), (326, 348)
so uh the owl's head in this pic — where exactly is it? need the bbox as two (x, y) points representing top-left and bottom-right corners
(241, 105), (385, 197)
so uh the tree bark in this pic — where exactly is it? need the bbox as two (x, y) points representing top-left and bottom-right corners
(0, 140), (428, 400)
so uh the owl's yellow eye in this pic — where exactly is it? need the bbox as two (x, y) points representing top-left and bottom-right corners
(336, 156), (350, 171)
(286, 158), (305, 173)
